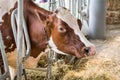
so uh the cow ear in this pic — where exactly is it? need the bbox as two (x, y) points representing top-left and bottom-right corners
(77, 19), (82, 30)
(46, 16), (53, 27)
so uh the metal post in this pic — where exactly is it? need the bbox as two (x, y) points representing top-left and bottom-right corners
(17, 0), (23, 79)
(89, 0), (106, 39)
(46, 46), (53, 80)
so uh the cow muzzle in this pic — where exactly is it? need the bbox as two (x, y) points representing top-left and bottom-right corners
(84, 46), (96, 56)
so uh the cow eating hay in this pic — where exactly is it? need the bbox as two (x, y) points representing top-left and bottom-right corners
(0, 0), (96, 79)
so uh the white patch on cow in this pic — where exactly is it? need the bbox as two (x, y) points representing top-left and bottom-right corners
(55, 7), (94, 47)
(9, 66), (16, 80)
(0, 0), (17, 22)
(6, 36), (11, 40)
(48, 36), (67, 55)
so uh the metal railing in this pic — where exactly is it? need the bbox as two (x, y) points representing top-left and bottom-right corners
(37, 0), (89, 19)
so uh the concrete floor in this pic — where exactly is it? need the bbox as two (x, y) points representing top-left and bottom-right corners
(91, 24), (120, 60)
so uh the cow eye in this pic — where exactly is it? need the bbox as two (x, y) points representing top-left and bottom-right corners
(58, 26), (66, 33)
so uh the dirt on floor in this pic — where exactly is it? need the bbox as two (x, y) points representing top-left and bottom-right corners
(22, 24), (120, 80)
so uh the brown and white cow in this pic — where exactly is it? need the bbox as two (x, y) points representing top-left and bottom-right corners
(0, 0), (96, 79)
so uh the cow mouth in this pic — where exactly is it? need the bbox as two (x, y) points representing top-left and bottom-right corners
(71, 47), (85, 58)
(73, 46), (96, 58)
(74, 50), (83, 58)
(83, 46), (96, 57)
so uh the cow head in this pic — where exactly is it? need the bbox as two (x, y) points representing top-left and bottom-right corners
(45, 7), (96, 58)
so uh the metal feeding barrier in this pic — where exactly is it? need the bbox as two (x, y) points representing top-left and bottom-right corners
(39, 0), (89, 20)
(0, 31), (11, 80)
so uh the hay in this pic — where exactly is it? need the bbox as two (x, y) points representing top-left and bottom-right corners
(25, 57), (120, 80)
(106, 0), (120, 24)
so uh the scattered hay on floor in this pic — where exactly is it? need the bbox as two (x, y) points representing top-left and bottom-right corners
(25, 56), (120, 80)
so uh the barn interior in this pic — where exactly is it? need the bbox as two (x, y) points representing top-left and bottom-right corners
(0, 0), (120, 80)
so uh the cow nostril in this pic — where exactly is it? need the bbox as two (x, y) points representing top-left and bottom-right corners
(84, 47), (90, 55)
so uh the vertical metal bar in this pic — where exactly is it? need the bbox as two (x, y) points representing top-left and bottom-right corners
(48, 0), (56, 11)
(89, 0), (106, 39)
(69, 0), (71, 10)
(22, 14), (31, 60)
(71, 0), (73, 13)
(58, 0), (61, 7)
(60, 0), (62, 7)
(46, 47), (52, 80)
(61, 0), (65, 7)
(0, 68), (1, 80)
(22, 65), (27, 80)
(73, 0), (76, 16)
(11, 9), (17, 44)
(48, 0), (50, 10)
(76, 0), (78, 18)
(70, 0), (72, 13)
(0, 31), (11, 80)
(52, 0), (56, 11)
(17, 0), (23, 79)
